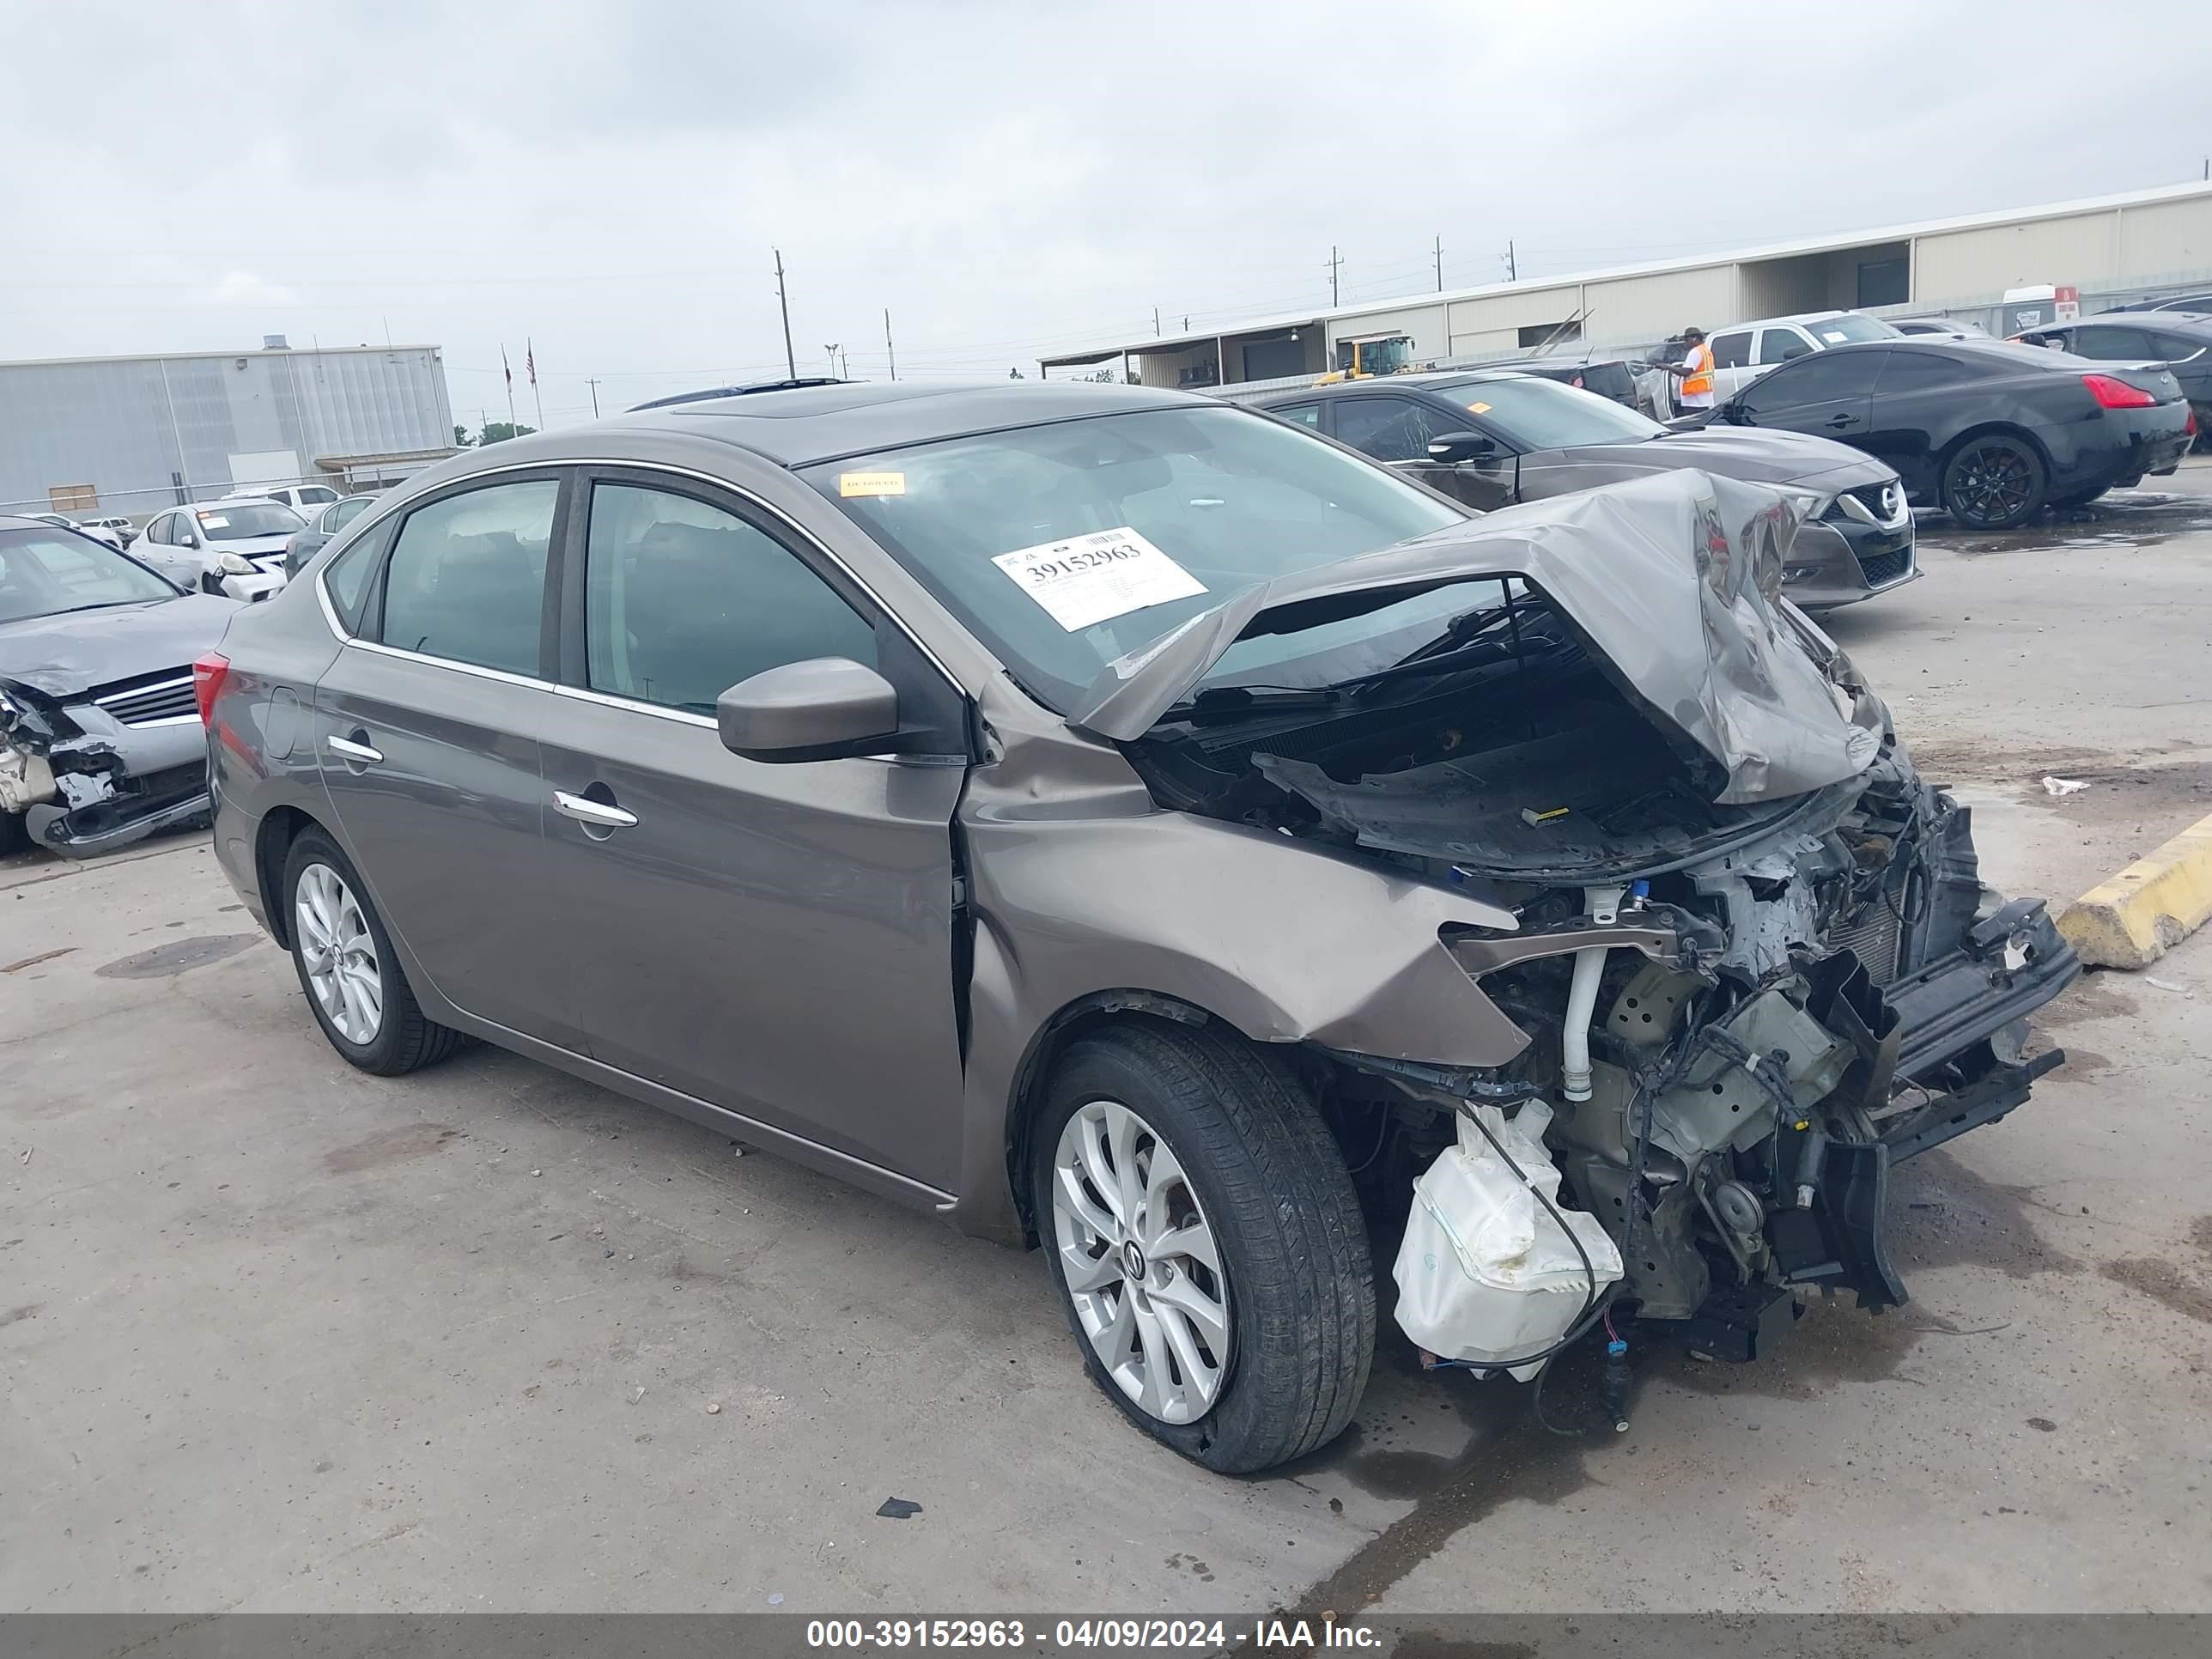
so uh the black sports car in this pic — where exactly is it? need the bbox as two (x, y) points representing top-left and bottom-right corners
(1675, 338), (2192, 528)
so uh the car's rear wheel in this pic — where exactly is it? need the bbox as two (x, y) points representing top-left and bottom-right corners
(1030, 1023), (1374, 1474)
(283, 828), (465, 1076)
(1942, 434), (2047, 529)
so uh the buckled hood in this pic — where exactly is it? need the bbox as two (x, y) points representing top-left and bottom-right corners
(1073, 470), (1881, 805)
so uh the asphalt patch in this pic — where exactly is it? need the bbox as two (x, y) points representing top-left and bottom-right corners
(325, 1122), (464, 1174)
(94, 933), (260, 979)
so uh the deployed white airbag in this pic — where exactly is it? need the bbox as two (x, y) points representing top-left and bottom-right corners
(1392, 1103), (1624, 1379)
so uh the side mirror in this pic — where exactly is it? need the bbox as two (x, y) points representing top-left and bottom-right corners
(1426, 430), (1498, 465)
(716, 656), (901, 763)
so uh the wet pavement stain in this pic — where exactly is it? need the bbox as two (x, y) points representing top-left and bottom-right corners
(1926, 489), (2212, 556)
(2190, 1216), (2212, 1260)
(1882, 1148), (2080, 1279)
(1275, 1346), (1604, 1620)
(325, 1122), (463, 1174)
(0, 1303), (41, 1331)
(94, 933), (260, 980)
(2102, 1257), (2212, 1326)
(2033, 972), (2140, 1031)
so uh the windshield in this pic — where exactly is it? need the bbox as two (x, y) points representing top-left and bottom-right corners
(1803, 315), (1898, 346)
(806, 405), (1464, 712)
(197, 502), (304, 539)
(0, 528), (177, 623)
(1452, 375), (1666, 447)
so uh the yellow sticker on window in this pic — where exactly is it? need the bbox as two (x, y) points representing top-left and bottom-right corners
(839, 471), (906, 498)
(1466, 401), (1492, 414)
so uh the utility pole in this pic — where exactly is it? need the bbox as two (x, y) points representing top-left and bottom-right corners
(1328, 245), (1343, 307)
(1435, 234), (1443, 292)
(773, 247), (797, 380)
(884, 308), (897, 380)
(1504, 240), (1517, 282)
(586, 379), (600, 418)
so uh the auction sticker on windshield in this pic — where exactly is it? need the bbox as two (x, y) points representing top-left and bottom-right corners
(992, 526), (1206, 632)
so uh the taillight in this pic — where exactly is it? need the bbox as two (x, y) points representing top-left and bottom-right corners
(2082, 373), (2156, 410)
(191, 651), (231, 725)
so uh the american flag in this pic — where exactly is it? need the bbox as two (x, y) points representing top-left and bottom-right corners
(526, 341), (537, 388)
(501, 346), (512, 390)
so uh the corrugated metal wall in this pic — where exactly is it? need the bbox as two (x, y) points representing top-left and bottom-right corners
(0, 347), (453, 518)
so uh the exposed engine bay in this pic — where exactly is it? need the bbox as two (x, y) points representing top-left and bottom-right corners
(1122, 573), (2079, 1373)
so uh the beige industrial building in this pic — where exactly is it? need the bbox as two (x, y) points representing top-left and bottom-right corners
(1043, 181), (2212, 390)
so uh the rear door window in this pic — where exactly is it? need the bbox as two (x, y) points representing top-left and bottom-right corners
(582, 482), (876, 714)
(1709, 331), (1752, 370)
(378, 479), (559, 677)
(320, 520), (392, 635)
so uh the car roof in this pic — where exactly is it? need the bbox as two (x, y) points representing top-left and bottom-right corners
(2074, 312), (2212, 334)
(559, 378), (1206, 468)
(1249, 369), (1548, 404)
(1717, 310), (1865, 331)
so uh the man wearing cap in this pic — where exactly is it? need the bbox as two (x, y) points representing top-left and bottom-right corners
(1662, 327), (1717, 417)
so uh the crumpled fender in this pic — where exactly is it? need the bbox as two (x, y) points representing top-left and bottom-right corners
(943, 708), (1532, 1240)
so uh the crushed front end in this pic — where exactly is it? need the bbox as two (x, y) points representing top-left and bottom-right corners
(1106, 471), (2076, 1372)
(1, 674), (215, 859)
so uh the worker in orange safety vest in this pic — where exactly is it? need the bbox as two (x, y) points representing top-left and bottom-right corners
(1662, 326), (1717, 417)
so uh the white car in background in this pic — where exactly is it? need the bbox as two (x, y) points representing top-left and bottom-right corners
(22, 513), (125, 551)
(1699, 311), (1903, 402)
(240, 483), (343, 520)
(130, 498), (303, 601)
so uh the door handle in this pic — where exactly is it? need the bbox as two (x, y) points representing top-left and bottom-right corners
(554, 789), (638, 830)
(1826, 413), (1856, 429)
(327, 733), (384, 765)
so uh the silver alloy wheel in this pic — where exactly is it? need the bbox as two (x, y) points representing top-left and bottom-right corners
(295, 862), (383, 1046)
(1050, 1098), (1232, 1425)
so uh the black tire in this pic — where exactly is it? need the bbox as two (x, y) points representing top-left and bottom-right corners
(1030, 1023), (1375, 1474)
(1941, 433), (2047, 529)
(2050, 483), (2111, 509)
(0, 810), (27, 857)
(281, 827), (466, 1076)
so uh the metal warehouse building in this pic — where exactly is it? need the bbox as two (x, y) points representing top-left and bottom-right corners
(1043, 181), (2212, 390)
(0, 340), (457, 522)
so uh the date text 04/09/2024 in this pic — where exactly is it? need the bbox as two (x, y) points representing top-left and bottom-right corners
(804, 1617), (1382, 1650)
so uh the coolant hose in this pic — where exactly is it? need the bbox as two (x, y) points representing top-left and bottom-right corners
(1560, 945), (1608, 1102)
(1560, 884), (1628, 1103)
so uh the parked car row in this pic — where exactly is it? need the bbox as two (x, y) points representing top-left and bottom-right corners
(1256, 368), (1918, 609)
(191, 380), (2079, 1474)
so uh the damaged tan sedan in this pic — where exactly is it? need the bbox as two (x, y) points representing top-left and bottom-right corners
(203, 381), (2076, 1472)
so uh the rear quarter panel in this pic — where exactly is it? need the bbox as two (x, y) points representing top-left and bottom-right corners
(206, 577), (346, 930)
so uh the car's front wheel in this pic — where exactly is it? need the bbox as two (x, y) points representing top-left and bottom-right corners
(1942, 433), (2047, 529)
(283, 828), (465, 1076)
(1030, 1024), (1374, 1474)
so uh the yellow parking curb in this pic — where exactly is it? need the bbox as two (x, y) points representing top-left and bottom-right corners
(2057, 811), (2212, 969)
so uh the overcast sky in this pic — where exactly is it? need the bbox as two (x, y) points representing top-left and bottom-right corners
(5, 0), (2208, 425)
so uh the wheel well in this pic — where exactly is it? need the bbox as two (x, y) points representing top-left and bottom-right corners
(1002, 992), (1218, 1245)
(253, 805), (319, 948)
(1936, 421), (2052, 483)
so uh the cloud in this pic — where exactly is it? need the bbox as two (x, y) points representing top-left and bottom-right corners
(209, 272), (301, 308)
(1, 0), (2204, 411)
